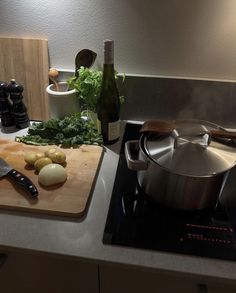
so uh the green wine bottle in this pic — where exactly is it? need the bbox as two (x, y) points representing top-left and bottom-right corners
(97, 39), (120, 145)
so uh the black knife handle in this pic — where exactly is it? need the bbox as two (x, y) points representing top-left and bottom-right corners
(7, 169), (38, 198)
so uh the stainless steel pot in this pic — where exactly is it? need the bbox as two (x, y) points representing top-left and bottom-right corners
(125, 119), (236, 210)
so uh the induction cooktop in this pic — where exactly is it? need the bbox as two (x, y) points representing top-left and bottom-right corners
(103, 122), (236, 261)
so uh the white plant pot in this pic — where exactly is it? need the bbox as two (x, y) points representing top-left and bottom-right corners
(46, 82), (80, 119)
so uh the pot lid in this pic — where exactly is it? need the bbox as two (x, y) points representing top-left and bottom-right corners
(143, 119), (236, 177)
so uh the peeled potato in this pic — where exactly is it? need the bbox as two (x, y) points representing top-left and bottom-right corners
(34, 157), (52, 172)
(38, 163), (67, 187)
(24, 152), (45, 165)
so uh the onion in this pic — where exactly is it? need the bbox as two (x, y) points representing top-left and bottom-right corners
(38, 164), (67, 187)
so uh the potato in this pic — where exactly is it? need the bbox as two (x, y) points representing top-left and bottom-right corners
(45, 148), (57, 158)
(24, 151), (45, 165)
(46, 148), (66, 164)
(34, 157), (52, 172)
(38, 163), (67, 187)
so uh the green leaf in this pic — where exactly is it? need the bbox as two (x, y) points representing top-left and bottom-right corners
(15, 113), (103, 147)
(66, 66), (125, 112)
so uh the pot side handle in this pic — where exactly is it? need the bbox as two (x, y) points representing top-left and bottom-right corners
(125, 140), (148, 171)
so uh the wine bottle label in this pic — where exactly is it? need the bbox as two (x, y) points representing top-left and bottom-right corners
(108, 120), (120, 141)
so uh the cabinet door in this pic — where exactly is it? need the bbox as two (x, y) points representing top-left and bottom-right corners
(99, 264), (197, 293)
(208, 286), (236, 293)
(0, 251), (98, 293)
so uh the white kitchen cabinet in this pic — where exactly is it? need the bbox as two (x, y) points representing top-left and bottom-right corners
(0, 251), (98, 293)
(99, 264), (198, 293)
(1, 252), (236, 293)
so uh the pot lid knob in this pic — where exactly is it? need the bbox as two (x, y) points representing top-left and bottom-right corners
(173, 132), (211, 150)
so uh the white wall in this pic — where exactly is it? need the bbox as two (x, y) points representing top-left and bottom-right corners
(1, 0), (236, 80)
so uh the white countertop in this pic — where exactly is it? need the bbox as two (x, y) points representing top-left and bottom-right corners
(1, 121), (236, 283)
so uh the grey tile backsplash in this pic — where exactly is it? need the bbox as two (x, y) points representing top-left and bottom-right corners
(59, 70), (236, 128)
(119, 75), (236, 128)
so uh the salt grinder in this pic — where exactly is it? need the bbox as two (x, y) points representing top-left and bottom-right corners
(7, 79), (30, 129)
(0, 80), (15, 132)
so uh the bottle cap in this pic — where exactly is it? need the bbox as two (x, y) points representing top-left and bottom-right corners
(104, 39), (114, 51)
(103, 39), (114, 64)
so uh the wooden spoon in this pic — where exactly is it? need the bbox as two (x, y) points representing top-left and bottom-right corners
(140, 120), (236, 140)
(48, 68), (59, 91)
(140, 120), (175, 135)
(75, 49), (97, 77)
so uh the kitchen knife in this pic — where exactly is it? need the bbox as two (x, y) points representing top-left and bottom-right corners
(0, 158), (38, 198)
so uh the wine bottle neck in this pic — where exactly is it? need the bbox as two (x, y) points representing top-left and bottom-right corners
(102, 64), (116, 82)
(104, 52), (114, 64)
(103, 63), (114, 71)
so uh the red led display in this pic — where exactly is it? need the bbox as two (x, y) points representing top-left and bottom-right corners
(186, 223), (230, 232)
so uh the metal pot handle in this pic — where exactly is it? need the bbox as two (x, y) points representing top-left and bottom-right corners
(125, 140), (148, 171)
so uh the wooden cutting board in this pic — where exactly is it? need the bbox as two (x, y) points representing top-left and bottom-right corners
(0, 37), (49, 120)
(0, 139), (103, 217)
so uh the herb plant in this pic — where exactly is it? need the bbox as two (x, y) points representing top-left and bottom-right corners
(67, 67), (102, 113)
(67, 66), (125, 114)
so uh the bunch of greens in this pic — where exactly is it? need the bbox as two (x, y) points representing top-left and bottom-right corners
(15, 113), (103, 147)
(67, 66), (125, 113)
(67, 67), (102, 113)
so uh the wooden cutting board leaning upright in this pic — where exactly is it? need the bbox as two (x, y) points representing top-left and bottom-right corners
(0, 37), (50, 120)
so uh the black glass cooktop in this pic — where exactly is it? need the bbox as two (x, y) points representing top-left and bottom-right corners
(103, 122), (236, 261)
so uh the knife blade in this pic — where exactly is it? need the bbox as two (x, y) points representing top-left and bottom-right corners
(0, 158), (38, 198)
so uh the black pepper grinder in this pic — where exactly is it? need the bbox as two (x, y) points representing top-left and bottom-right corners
(7, 79), (30, 129)
(0, 80), (16, 132)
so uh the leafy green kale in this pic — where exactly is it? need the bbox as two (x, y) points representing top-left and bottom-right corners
(15, 113), (103, 147)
